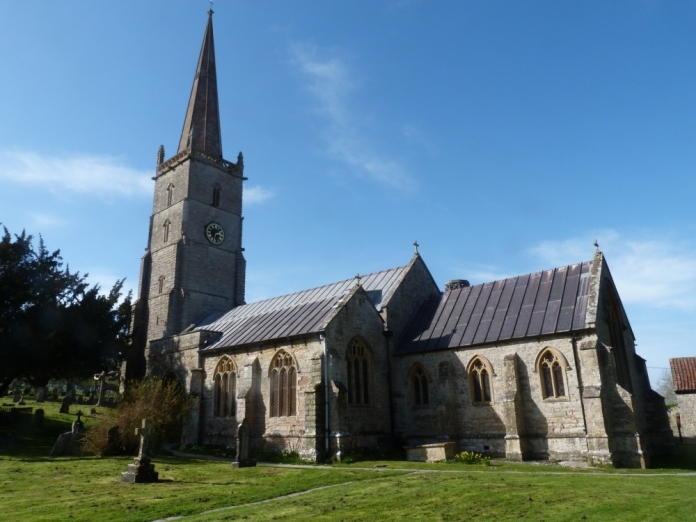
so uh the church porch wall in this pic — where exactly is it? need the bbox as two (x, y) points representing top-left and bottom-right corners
(323, 290), (392, 451)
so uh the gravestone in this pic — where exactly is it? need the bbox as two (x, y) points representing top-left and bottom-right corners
(59, 396), (70, 414)
(121, 419), (159, 483)
(231, 418), (256, 468)
(49, 413), (84, 457)
(33, 409), (45, 428)
(17, 392), (25, 405)
(52, 388), (58, 400)
(106, 426), (122, 455)
(12, 390), (20, 403)
(67, 388), (75, 400)
(77, 395), (83, 404)
(36, 387), (46, 403)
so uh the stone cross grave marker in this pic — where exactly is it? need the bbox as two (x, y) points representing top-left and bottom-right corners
(121, 419), (158, 483)
(136, 419), (151, 459)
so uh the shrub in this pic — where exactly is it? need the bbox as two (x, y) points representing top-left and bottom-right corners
(453, 451), (490, 465)
(84, 377), (191, 456)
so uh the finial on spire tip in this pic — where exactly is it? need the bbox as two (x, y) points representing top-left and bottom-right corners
(208, 0), (214, 16)
(594, 239), (599, 252)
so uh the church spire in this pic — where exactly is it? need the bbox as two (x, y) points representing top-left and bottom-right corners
(178, 10), (223, 157)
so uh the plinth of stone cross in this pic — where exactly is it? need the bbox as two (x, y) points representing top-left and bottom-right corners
(121, 419), (159, 483)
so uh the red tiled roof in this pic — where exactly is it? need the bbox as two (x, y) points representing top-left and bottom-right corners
(670, 357), (696, 393)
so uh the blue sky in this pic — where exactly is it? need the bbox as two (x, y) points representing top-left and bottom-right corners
(1, 1), (695, 389)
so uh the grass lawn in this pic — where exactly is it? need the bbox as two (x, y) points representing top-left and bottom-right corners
(2, 399), (696, 521)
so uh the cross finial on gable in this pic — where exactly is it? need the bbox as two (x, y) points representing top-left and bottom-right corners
(413, 240), (420, 254)
(594, 239), (599, 252)
(355, 273), (362, 286)
(208, 0), (214, 15)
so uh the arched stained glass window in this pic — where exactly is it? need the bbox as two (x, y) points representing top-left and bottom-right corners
(409, 365), (429, 406)
(213, 356), (236, 417)
(346, 338), (372, 405)
(269, 351), (297, 417)
(469, 357), (493, 404)
(539, 350), (567, 399)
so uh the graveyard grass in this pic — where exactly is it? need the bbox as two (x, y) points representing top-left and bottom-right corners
(2, 402), (696, 521)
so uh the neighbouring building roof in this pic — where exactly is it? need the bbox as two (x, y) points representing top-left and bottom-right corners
(196, 265), (408, 350)
(670, 357), (696, 393)
(398, 260), (593, 354)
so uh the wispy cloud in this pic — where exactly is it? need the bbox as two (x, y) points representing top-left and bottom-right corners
(27, 212), (69, 228)
(290, 43), (416, 191)
(0, 149), (151, 198)
(244, 185), (275, 205)
(530, 230), (696, 311)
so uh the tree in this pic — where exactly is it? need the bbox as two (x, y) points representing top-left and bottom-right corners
(656, 369), (677, 407)
(0, 227), (131, 396)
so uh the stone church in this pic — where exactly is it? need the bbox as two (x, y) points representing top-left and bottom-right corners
(127, 12), (673, 467)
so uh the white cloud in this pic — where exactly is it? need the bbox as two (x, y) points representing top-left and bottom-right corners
(85, 269), (136, 302)
(244, 185), (274, 205)
(0, 149), (151, 198)
(530, 230), (696, 311)
(290, 44), (416, 191)
(27, 212), (69, 228)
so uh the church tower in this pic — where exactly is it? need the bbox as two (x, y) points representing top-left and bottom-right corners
(127, 10), (245, 379)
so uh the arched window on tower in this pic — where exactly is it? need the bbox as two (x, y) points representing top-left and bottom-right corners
(269, 350), (297, 417)
(163, 219), (171, 243)
(213, 356), (236, 418)
(212, 184), (221, 208)
(408, 364), (430, 406)
(346, 338), (372, 405)
(166, 183), (174, 207)
(538, 349), (567, 400)
(157, 275), (165, 294)
(468, 357), (493, 404)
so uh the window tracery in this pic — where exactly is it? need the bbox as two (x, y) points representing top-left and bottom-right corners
(409, 364), (429, 406)
(468, 357), (493, 404)
(270, 351), (296, 417)
(539, 350), (567, 399)
(163, 219), (171, 243)
(166, 183), (174, 207)
(213, 356), (236, 417)
(346, 338), (372, 405)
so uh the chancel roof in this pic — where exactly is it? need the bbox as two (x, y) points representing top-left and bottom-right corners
(670, 357), (696, 393)
(398, 261), (593, 354)
(196, 265), (407, 350)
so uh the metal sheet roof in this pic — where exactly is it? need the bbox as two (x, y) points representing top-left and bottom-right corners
(670, 357), (696, 393)
(398, 261), (593, 354)
(197, 265), (407, 350)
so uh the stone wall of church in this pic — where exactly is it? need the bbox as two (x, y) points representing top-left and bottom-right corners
(324, 288), (392, 455)
(198, 337), (325, 459)
(392, 335), (590, 461)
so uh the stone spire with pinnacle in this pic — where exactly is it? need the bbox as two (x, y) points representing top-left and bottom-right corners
(178, 9), (223, 157)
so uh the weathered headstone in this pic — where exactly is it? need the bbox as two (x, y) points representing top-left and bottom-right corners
(17, 392), (25, 405)
(231, 418), (256, 468)
(67, 388), (75, 400)
(121, 419), (159, 483)
(36, 387), (46, 403)
(59, 396), (70, 414)
(106, 426), (122, 455)
(52, 388), (58, 400)
(12, 390), (21, 403)
(33, 409), (45, 428)
(49, 414), (84, 457)
(77, 395), (83, 404)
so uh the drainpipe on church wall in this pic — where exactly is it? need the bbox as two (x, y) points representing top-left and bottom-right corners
(320, 333), (330, 457)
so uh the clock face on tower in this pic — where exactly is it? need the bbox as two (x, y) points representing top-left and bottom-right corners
(205, 222), (225, 245)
